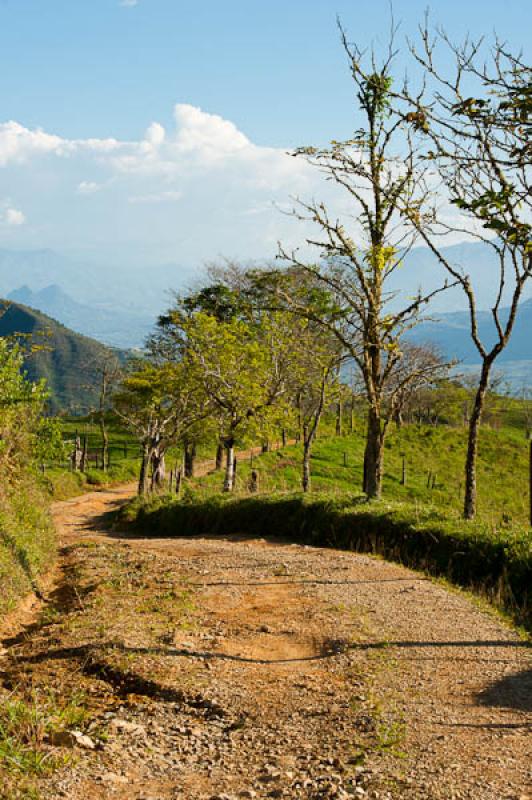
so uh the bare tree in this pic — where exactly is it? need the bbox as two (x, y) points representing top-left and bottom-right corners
(388, 342), (453, 429)
(84, 352), (122, 472)
(278, 21), (453, 498)
(401, 26), (532, 518)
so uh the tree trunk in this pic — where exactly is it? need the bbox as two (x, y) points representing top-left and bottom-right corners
(363, 407), (384, 499)
(80, 435), (88, 472)
(184, 442), (196, 478)
(261, 441), (270, 454)
(302, 441), (311, 493)
(151, 447), (166, 490)
(463, 360), (491, 520)
(71, 436), (83, 472)
(100, 417), (109, 472)
(215, 442), (224, 470)
(282, 429), (287, 448)
(223, 441), (236, 492)
(336, 399), (343, 436)
(138, 443), (151, 496)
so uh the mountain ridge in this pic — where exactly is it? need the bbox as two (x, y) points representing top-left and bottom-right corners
(0, 300), (126, 414)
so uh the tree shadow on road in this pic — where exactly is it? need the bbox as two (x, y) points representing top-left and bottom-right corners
(476, 667), (532, 713)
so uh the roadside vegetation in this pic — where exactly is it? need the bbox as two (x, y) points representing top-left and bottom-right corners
(123, 412), (531, 631)
(0, 337), (57, 615)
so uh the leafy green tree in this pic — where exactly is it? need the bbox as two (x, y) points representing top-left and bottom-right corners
(114, 360), (207, 495)
(0, 337), (51, 599)
(176, 311), (292, 491)
(0, 339), (49, 479)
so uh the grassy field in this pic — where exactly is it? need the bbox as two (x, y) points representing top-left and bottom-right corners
(42, 416), (141, 499)
(185, 419), (531, 529)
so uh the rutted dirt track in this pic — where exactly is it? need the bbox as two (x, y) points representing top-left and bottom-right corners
(1, 485), (531, 800)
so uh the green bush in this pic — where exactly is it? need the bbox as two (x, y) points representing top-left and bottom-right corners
(123, 491), (531, 631)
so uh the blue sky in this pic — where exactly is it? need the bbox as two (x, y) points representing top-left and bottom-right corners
(1, 0), (530, 146)
(0, 0), (530, 271)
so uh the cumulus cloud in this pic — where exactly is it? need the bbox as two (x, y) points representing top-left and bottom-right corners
(2, 207), (26, 226)
(0, 120), (123, 167)
(0, 121), (66, 166)
(0, 104), (327, 264)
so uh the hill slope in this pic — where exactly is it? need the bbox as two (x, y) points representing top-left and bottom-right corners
(7, 284), (154, 348)
(0, 301), (124, 413)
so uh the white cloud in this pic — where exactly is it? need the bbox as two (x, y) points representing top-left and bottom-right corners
(2, 207), (26, 226)
(0, 120), (123, 167)
(77, 181), (101, 195)
(173, 104), (250, 160)
(145, 122), (165, 148)
(0, 121), (66, 166)
(120, 0), (138, 6)
(0, 105), (338, 265)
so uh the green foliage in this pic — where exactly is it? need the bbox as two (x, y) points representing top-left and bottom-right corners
(0, 483), (55, 613)
(358, 71), (393, 117)
(177, 310), (295, 447)
(0, 688), (89, 799)
(34, 418), (66, 464)
(0, 338), (55, 612)
(0, 689), (86, 776)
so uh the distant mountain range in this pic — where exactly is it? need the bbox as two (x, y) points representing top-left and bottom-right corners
(414, 298), (532, 364)
(0, 248), (197, 312)
(385, 241), (532, 313)
(7, 284), (153, 349)
(0, 300), (125, 414)
(1, 244), (530, 392)
(1, 241), (531, 330)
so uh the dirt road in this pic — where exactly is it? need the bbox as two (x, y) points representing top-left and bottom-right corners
(1, 484), (531, 800)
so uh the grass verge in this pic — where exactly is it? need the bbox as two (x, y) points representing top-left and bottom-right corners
(0, 482), (56, 615)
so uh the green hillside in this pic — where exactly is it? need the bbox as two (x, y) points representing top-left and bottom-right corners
(0, 300), (125, 414)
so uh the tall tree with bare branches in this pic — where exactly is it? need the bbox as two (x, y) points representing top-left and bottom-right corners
(401, 26), (531, 518)
(279, 22), (453, 498)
